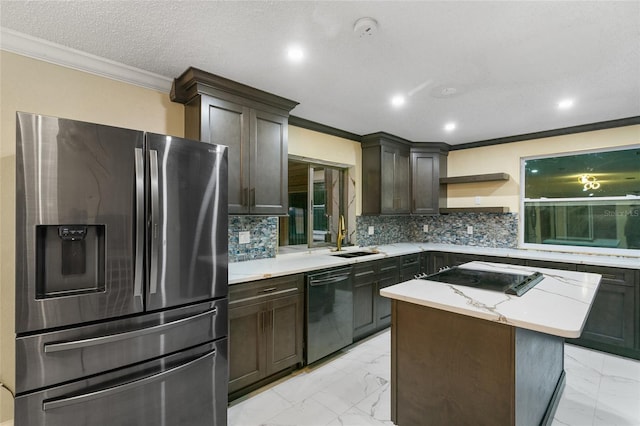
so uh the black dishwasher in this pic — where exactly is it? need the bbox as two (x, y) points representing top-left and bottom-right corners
(306, 267), (353, 364)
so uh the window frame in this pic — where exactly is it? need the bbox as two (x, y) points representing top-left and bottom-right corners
(279, 157), (350, 252)
(519, 145), (640, 256)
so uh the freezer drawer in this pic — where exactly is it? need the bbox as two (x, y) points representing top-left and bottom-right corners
(15, 339), (228, 426)
(16, 300), (227, 393)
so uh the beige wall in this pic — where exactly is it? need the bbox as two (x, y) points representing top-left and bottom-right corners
(446, 125), (640, 212)
(0, 51), (185, 422)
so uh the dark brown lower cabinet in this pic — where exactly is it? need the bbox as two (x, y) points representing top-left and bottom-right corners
(568, 266), (637, 353)
(399, 254), (421, 281)
(353, 262), (378, 340)
(354, 256), (411, 341)
(422, 251), (526, 275)
(448, 252), (526, 267)
(525, 260), (577, 271)
(228, 275), (304, 398)
(376, 258), (401, 329)
(421, 251), (448, 274)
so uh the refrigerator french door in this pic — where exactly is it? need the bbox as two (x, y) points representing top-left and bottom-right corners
(14, 112), (228, 426)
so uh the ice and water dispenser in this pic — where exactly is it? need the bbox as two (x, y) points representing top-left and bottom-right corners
(36, 224), (105, 298)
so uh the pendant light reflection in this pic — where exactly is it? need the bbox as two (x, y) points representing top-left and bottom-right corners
(579, 174), (600, 191)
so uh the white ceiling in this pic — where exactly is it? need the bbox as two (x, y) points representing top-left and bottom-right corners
(1, 1), (639, 145)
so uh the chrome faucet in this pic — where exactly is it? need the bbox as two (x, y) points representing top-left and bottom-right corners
(336, 215), (346, 251)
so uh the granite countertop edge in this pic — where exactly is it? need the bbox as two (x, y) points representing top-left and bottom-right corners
(228, 243), (639, 285)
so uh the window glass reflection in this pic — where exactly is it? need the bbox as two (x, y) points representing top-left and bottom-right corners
(522, 147), (640, 251)
(524, 148), (640, 198)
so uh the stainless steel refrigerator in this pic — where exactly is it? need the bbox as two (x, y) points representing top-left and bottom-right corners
(14, 112), (228, 426)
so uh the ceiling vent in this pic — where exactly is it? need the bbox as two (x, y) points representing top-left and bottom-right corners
(354, 17), (378, 37)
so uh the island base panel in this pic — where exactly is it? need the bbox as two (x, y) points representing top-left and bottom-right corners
(390, 300), (564, 426)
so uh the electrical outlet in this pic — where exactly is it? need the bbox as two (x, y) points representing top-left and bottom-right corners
(467, 226), (473, 235)
(423, 224), (429, 232)
(239, 231), (250, 244)
(368, 226), (375, 235)
(475, 196), (481, 205)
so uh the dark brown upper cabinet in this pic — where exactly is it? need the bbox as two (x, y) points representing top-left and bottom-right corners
(411, 145), (448, 215)
(171, 67), (299, 215)
(362, 133), (412, 215)
(362, 132), (448, 215)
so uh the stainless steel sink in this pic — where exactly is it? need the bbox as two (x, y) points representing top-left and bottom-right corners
(331, 250), (378, 258)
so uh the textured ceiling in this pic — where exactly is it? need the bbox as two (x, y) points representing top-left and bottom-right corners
(1, 1), (639, 145)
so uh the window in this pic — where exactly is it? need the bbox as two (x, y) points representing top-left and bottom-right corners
(279, 159), (348, 251)
(521, 146), (640, 254)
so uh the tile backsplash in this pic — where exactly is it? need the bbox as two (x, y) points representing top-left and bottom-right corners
(355, 213), (519, 248)
(229, 213), (518, 263)
(228, 216), (278, 262)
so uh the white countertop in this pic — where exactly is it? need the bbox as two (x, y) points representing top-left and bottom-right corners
(380, 261), (601, 338)
(228, 243), (638, 284)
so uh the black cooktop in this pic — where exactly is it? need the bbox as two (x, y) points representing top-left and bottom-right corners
(418, 267), (544, 297)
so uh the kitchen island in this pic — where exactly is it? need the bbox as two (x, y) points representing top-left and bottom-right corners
(380, 261), (601, 426)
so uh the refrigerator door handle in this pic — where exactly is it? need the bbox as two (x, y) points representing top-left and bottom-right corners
(43, 307), (218, 353)
(134, 148), (145, 301)
(42, 348), (217, 411)
(149, 149), (160, 294)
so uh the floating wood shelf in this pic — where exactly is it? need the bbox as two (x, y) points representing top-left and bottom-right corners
(440, 173), (509, 184)
(439, 207), (510, 214)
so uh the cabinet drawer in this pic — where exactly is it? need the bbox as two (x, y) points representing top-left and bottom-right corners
(353, 262), (376, 285)
(400, 254), (420, 267)
(230, 275), (303, 307)
(527, 260), (577, 271)
(378, 258), (400, 274)
(577, 265), (635, 286)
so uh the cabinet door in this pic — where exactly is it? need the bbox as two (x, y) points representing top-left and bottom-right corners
(571, 266), (635, 349)
(399, 254), (421, 281)
(411, 152), (439, 214)
(251, 110), (288, 215)
(267, 292), (304, 375)
(353, 263), (377, 339)
(448, 253), (483, 267)
(377, 259), (400, 329)
(381, 146), (410, 214)
(228, 302), (265, 393)
(422, 252), (449, 274)
(203, 96), (251, 214)
(394, 149), (411, 213)
(381, 148), (396, 213)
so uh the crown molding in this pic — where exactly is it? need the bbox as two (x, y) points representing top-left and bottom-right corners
(450, 116), (640, 151)
(288, 116), (362, 142)
(0, 27), (172, 93)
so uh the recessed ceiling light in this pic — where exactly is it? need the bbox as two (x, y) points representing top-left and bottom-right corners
(444, 122), (456, 132)
(391, 95), (405, 107)
(557, 99), (574, 109)
(287, 46), (304, 63)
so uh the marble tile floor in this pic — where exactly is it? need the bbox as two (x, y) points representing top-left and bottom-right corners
(228, 330), (640, 426)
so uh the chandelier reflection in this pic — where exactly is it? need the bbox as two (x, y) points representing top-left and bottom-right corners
(579, 174), (600, 191)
